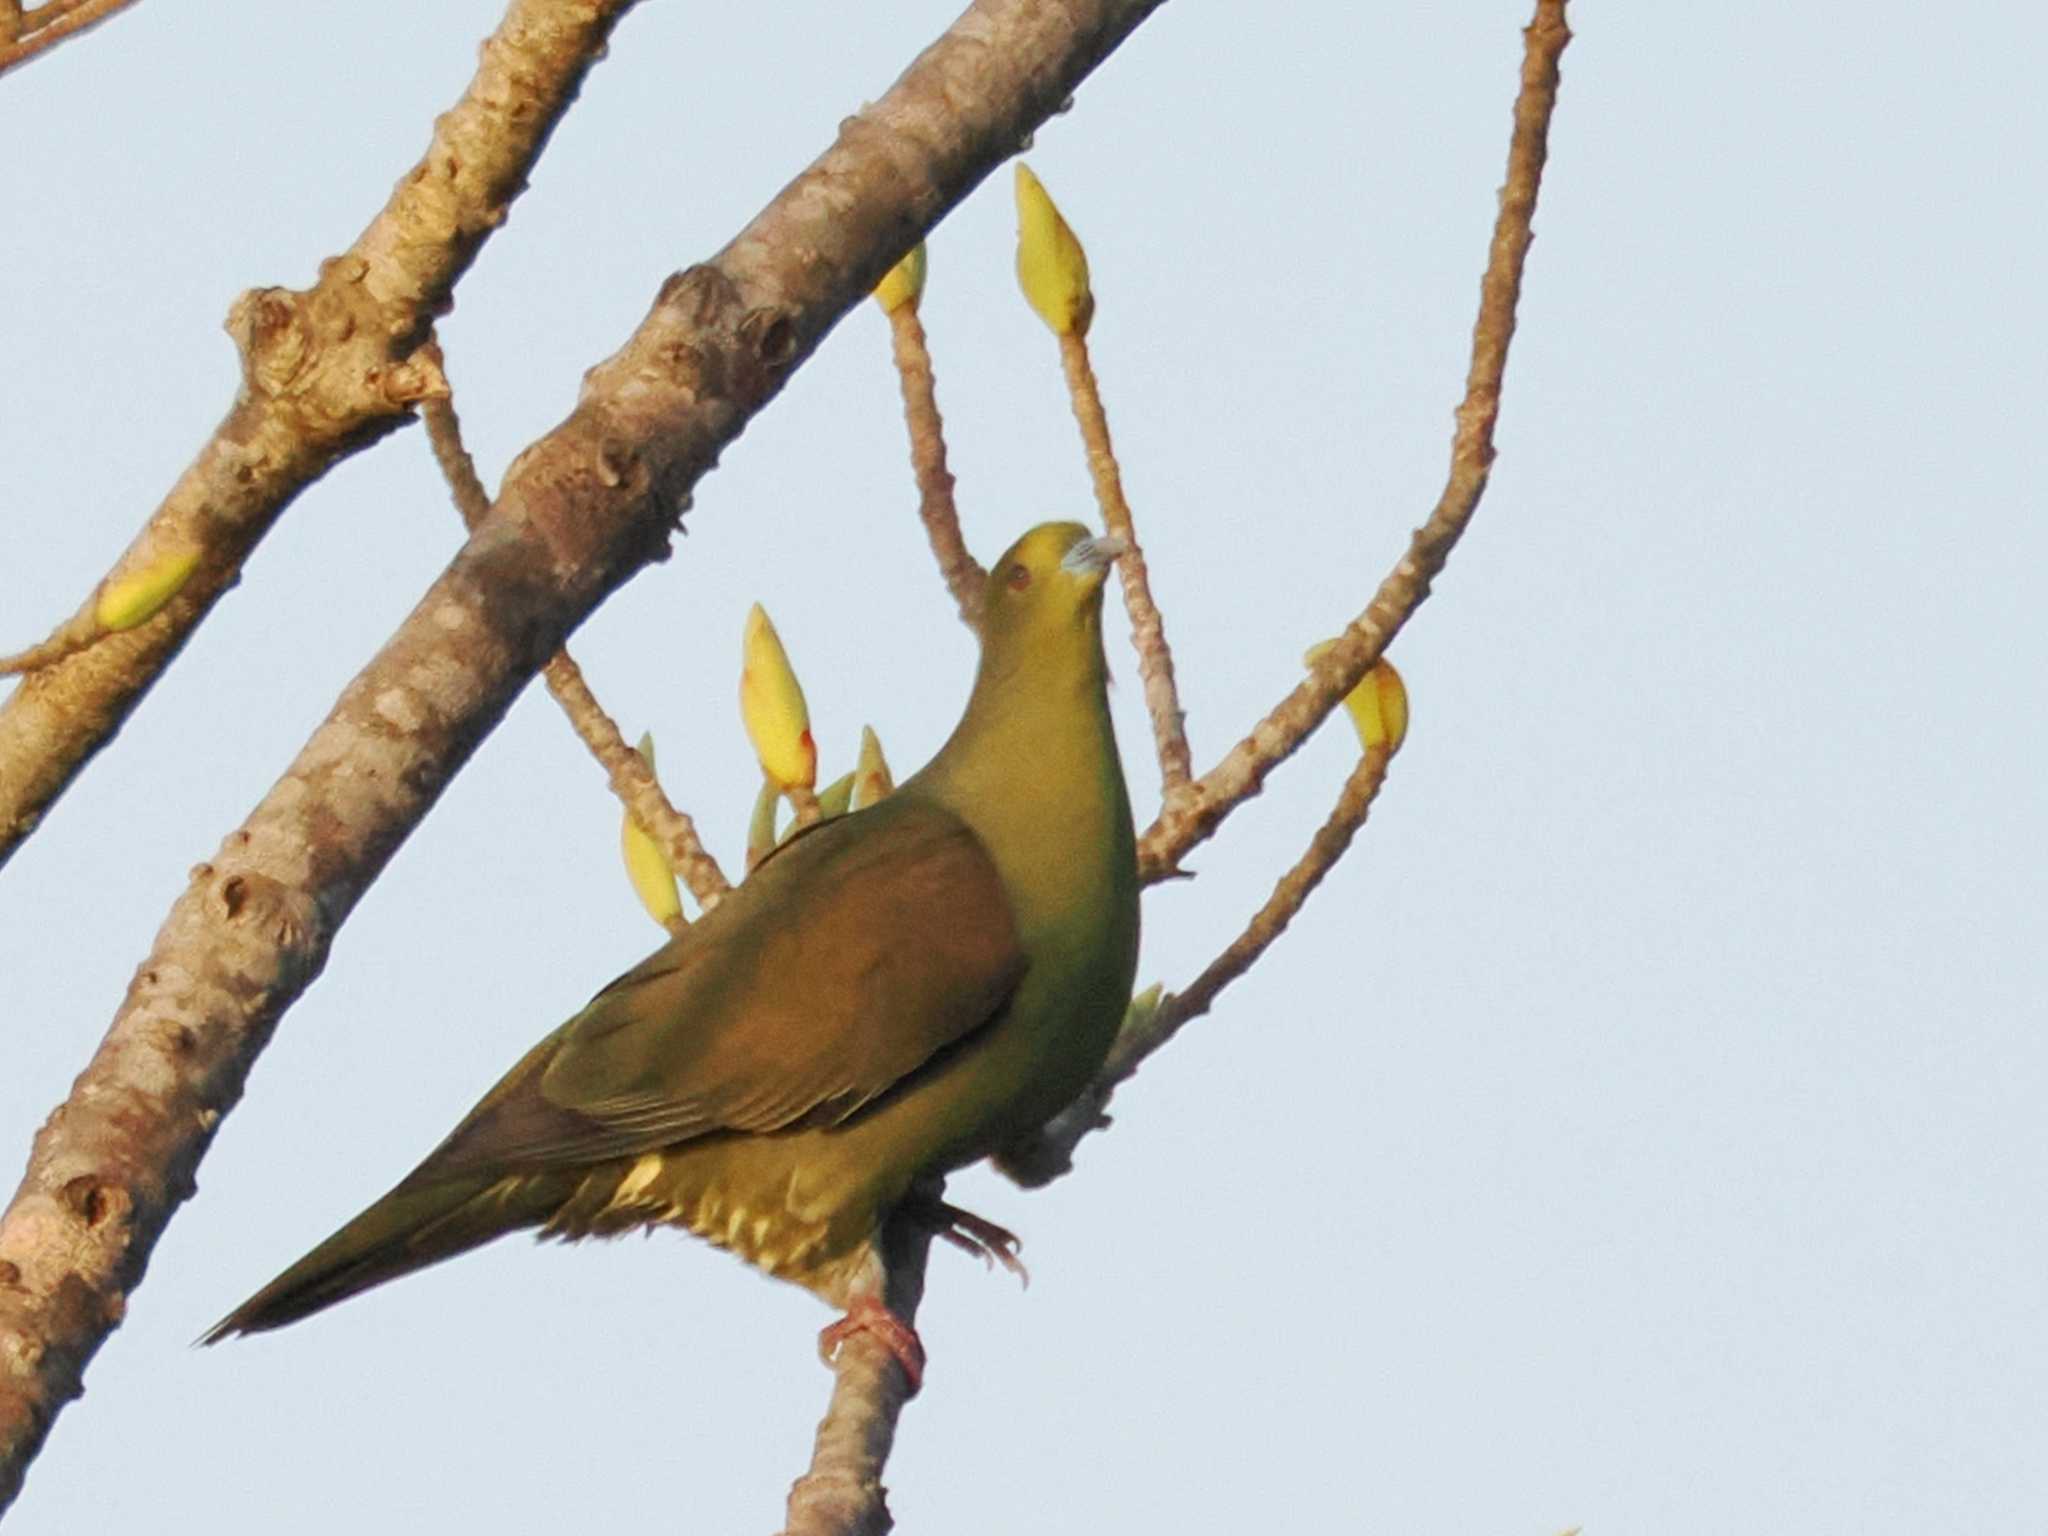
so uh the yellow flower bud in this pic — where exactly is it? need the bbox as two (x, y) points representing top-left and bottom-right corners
(1304, 641), (1409, 752)
(1014, 163), (1093, 337)
(851, 724), (894, 810)
(619, 733), (682, 929)
(874, 242), (928, 314)
(97, 544), (201, 633)
(740, 603), (816, 792)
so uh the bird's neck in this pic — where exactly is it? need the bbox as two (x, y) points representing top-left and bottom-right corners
(912, 629), (1133, 934)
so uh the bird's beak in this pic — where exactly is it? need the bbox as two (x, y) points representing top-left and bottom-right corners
(1060, 533), (1127, 579)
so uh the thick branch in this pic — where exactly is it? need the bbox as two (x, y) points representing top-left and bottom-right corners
(422, 389), (732, 910)
(1136, 0), (1570, 883)
(0, 0), (640, 872)
(0, 0), (1165, 1509)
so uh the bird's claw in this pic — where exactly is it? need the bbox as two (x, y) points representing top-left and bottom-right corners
(818, 1296), (926, 1394)
(925, 1200), (1029, 1288)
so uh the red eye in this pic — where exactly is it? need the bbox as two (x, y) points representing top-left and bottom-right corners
(1006, 563), (1032, 591)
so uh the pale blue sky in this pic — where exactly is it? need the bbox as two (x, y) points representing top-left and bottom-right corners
(4, 3), (2046, 1531)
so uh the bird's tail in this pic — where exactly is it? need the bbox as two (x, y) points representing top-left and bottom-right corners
(201, 1171), (568, 1343)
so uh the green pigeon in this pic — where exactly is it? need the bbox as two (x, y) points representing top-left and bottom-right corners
(206, 522), (1139, 1389)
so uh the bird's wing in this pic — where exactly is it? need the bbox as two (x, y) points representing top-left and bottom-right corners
(412, 796), (1025, 1178)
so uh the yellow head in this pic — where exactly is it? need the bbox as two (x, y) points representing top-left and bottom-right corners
(977, 522), (1124, 662)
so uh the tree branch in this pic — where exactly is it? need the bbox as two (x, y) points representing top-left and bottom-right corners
(779, 1214), (933, 1536)
(542, 653), (733, 912)
(1059, 328), (1192, 801)
(0, 0), (642, 872)
(0, 0), (140, 78)
(1136, 0), (1571, 883)
(421, 385), (732, 911)
(887, 303), (984, 628)
(0, 0), (1166, 1509)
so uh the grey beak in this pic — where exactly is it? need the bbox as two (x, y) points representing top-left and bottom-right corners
(1061, 533), (1128, 576)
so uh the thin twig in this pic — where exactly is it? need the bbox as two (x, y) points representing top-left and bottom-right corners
(0, 0), (138, 77)
(0, 0), (641, 873)
(1003, 745), (1395, 1188)
(420, 387), (731, 913)
(543, 655), (730, 913)
(0, 0), (1168, 1507)
(0, 634), (81, 677)
(1136, 0), (1571, 883)
(786, 783), (824, 831)
(418, 385), (493, 529)
(1168, 746), (1393, 1024)
(1058, 329), (1193, 801)
(887, 304), (983, 628)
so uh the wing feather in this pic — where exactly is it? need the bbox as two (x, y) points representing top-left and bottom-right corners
(413, 796), (1023, 1180)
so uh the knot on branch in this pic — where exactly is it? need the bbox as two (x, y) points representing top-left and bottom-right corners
(229, 287), (316, 400)
(226, 259), (440, 437)
(654, 263), (734, 324)
(740, 305), (800, 372)
(372, 347), (451, 411)
(57, 1176), (123, 1234)
(207, 867), (322, 981)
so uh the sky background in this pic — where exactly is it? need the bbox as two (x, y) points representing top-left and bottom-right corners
(4, 2), (2046, 1531)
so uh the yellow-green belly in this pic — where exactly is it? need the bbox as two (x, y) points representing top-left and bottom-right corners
(527, 956), (1128, 1308)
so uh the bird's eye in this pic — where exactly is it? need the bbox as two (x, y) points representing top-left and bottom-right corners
(1006, 563), (1032, 592)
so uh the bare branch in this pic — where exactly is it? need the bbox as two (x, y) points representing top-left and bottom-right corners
(0, 0), (139, 78)
(418, 381), (495, 530)
(887, 303), (984, 627)
(0, 0), (642, 872)
(0, 0), (1166, 1507)
(1136, 0), (1571, 883)
(779, 1215), (932, 1536)
(542, 654), (732, 912)
(1004, 745), (1395, 1188)
(1167, 746), (1394, 1024)
(421, 386), (732, 911)
(1059, 329), (1192, 801)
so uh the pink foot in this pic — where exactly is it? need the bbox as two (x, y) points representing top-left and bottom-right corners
(926, 1200), (1029, 1288)
(818, 1295), (926, 1393)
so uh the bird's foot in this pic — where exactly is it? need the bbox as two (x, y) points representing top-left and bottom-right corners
(922, 1200), (1029, 1288)
(818, 1296), (926, 1394)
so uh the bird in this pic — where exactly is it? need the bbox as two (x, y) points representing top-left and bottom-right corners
(204, 521), (1140, 1391)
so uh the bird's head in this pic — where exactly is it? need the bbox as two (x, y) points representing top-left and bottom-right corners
(978, 523), (1125, 654)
